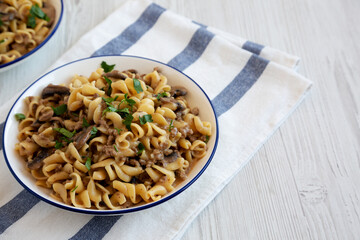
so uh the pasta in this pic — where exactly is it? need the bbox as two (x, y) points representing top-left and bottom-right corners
(15, 62), (212, 209)
(0, 0), (55, 65)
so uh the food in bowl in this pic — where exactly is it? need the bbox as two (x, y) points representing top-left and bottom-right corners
(0, 0), (56, 65)
(14, 61), (212, 210)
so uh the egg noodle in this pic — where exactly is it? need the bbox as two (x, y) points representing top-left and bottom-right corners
(0, 0), (55, 65)
(15, 62), (212, 209)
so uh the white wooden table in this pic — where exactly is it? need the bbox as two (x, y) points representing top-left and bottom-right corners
(1, 0), (359, 239)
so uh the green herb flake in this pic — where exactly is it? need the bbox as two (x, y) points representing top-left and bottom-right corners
(205, 135), (210, 143)
(123, 114), (134, 131)
(0, 19), (3, 27)
(82, 117), (90, 128)
(117, 107), (130, 114)
(85, 157), (91, 171)
(71, 185), (78, 192)
(139, 114), (153, 125)
(133, 78), (143, 93)
(168, 119), (174, 132)
(27, 15), (36, 28)
(15, 113), (26, 121)
(137, 142), (145, 155)
(54, 140), (63, 149)
(30, 4), (47, 19)
(114, 145), (118, 152)
(0, 39), (5, 44)
(156, 92), (168, 100)
(54, 128), (75, 138)
(104, 76), (112, 96)
(114, 127), (122, 134)
(101, 61), (115, 73)
(52, 104), (67, 116)
(90, 127), (98, 138)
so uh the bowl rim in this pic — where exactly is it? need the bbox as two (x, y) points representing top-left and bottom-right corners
(2, 55), (219, 215)
(0, 0), (65, 70)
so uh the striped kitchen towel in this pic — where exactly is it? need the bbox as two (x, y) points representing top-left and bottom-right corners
(0, 0), (312, 239)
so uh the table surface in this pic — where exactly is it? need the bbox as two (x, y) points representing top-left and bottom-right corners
(1, 0), (359, 239)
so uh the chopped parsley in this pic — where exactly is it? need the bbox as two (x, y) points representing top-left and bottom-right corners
(123, 114), (133, 131)
(139, 114), (153, 125)
(30, 4), (50, 21)
(0, 19), (3, 27)
(27, 4), (49, 28)
(104, 76), (112, 96)
(54, 140), (63, 149)
(168, 119), (174, 132)
(52, 104), (67, 116)
(15, 113), (26, 121)
(101, 61), (115, 73)
(133, 78), (143, 93)
(82, 117), (90, 128)
(205, 135), (210, 143)
(54, 128), (75, 138)
(114, 145), (118, 152)
(119, 93), (136, 112)
(115, 127), (122, 134)
(85, 157), (91, 171)
(90, 127), (98, 139)
(71, 185), (78, 192)
(156, 92), (168, 100)
(0, 39), (4, 44)
(137, 142), (145, 155)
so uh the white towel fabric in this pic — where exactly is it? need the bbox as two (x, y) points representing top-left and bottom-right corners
(0, 0), (312, 239)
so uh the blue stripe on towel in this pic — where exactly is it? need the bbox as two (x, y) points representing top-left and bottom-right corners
(69, 216), (122, 240)
(212, 54), (269, 117)
(167, 27), (215, 71)
(242, 41), (264, 55)
(0, 190), (39, 234)
(92, 3), (166, 57)
(0, 122), (4, 151)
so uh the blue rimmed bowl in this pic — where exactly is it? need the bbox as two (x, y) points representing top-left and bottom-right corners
(3, 55), (219, 215)
(0, 0), (64, 72)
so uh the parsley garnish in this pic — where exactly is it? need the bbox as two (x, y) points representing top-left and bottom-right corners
(205, 135), (210, 143)
(27, 4), (49, 28)
(114, 145), (118, 152)
(156, 92), (168, 100)
(54, 140), (63, 149)
(85, 157), (91, 171)
(137, 143), (145, 155)
(104, 76), (112, 96)
(27, 15), (36, 28)
(71, 185), (78, 192)
(0, 19), (3, 27)
(101, 61), (115, 73)
(0, 39), (4, 44)
(119, 93), (136, 112)
(168, 120), (174, 132)
(123, 114), (133, 131)
(82, 117), (90, 128)
(15, 113), (26, 121)
(52, 104), (67, 116)
(139, 114), (153, 125)
(133, 78), (143, 93)
(115, 127), (122, 134)
(90, 127), (98, 139)
(54, 128), (75, 138)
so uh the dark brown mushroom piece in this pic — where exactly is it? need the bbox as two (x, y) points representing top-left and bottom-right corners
(103, 70), (127, 80)
(171, 86), (187, 98)
(0, 12), (15, 22)
(27, 148), (55, 170)
(72, 126), (93, 150)
(38, 107), (54, 122)
(161, 151), (179, 167)
(41, 84), (70, 99)
(42, 2), (56, 27)
(159, 97), (185, 112)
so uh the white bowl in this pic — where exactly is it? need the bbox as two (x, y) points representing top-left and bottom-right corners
(3, 55), (219, 215)
(0, 0), (64, 72)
